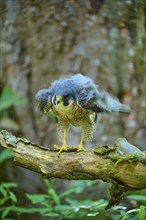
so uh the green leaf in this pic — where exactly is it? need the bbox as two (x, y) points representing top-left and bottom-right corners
(66, 198), (80, 206)
(0, 197), (9, 206)
(9, 192), (17, 203)
(48, 188), (60, 205)
(60, 188), (79, 199)
(11, 206), (42, 213)
(1, 182), (18, 188)
(11, 206), (51, 214)
(39, 207), (53, 214)
(0, 206), (37, 217)
(0, 149), (14, 164)
(139, 205), (146, 220)
(0, 185), (7, 197)
(44, 213), (60, 217)
(0, 87), (26, 112)
(126, 195), (146, 202)
(122, 208), (139, 220)
(1, 206), (12, 218)
(54, 204), (72, 211)
(26, 194), (49, 204)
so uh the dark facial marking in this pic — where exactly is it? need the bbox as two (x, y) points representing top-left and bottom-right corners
(63, 96), (69, 106)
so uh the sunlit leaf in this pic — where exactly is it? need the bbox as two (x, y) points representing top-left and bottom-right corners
(87, 212), (99, 216)
(139, 205), (146, 220)
(0, 149), (14, 164)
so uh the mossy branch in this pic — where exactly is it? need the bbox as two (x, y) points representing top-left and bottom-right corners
(0, 130), (146, 208)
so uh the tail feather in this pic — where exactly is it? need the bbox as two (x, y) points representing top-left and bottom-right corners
(116, 104), (131, 113)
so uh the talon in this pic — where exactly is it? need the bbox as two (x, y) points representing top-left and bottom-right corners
(74, 144), (85, 152)
(77, 147), (85, 152)
(73, 136), (85, 152)
(54, 145), (61, 150)
(54, 144), (72, 155)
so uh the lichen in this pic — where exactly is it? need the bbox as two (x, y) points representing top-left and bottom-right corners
(93, 138), (146, 165)
(110, 153), (146, 165)
(1, 130), (18, 147)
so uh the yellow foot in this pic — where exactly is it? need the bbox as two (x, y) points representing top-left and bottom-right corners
(54, 144), (72, 156)
(74, 144), (85, 152)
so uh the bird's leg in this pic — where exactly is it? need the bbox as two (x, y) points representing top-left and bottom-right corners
(74, 134), (85, 152)
(54, 130), (71, 155)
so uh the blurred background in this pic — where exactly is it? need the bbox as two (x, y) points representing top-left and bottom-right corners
(0, 0), (145, 219)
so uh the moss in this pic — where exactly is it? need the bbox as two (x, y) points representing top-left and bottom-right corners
(93, 145), (116, 155)
(110, 153), (146, 165)
(93, 138), (146, 165)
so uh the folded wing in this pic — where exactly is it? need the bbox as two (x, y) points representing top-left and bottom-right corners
(76, 79), (131, 113)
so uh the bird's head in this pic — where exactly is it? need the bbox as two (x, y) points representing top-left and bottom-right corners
(53, 88), (74, 106)
(35, 89), (51, 111)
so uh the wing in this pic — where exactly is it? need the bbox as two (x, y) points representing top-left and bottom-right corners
(93, 91), (131, 113)
(76, 80), (131, 113)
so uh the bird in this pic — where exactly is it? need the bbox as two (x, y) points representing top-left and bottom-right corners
(36, 73), (131, 155)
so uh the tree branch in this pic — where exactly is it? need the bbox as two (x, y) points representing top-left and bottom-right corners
(0, 130), (146, 208)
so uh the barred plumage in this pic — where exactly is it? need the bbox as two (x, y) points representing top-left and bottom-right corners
(52, 101), (96, 142)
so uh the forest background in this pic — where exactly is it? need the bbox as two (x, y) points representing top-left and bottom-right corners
(0, 0), (145, 219)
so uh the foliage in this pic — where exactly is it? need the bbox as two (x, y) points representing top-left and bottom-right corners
(0, 149), (14, 164)
(0, 180), (145, 220)
(0, 86), (26, 164)
(0, 86), (145, 218)
(0, 87), (26, 113)
(0, 87), (145, 219)
(0, 182), (18, 219)
(121, 205), (145, 220)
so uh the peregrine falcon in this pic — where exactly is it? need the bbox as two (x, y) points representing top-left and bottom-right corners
(36, 74), (130, 155)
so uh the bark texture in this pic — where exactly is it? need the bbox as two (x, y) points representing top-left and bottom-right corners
(1, 130), (145, 190)
(1, 0), (145, 149)
(1, 130), (146, 207)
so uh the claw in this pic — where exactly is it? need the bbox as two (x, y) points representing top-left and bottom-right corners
(74, 143), (85, 152)
(54, 145), (61, 150)
(74, 136), (85, 152)
(54, 144), (72, 156)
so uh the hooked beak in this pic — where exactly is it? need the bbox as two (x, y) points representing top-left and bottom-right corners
(54, 96), (63, 105)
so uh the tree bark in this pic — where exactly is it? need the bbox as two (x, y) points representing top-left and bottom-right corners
(1, 130), (145, 207)
(1, 130), (145, 188)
